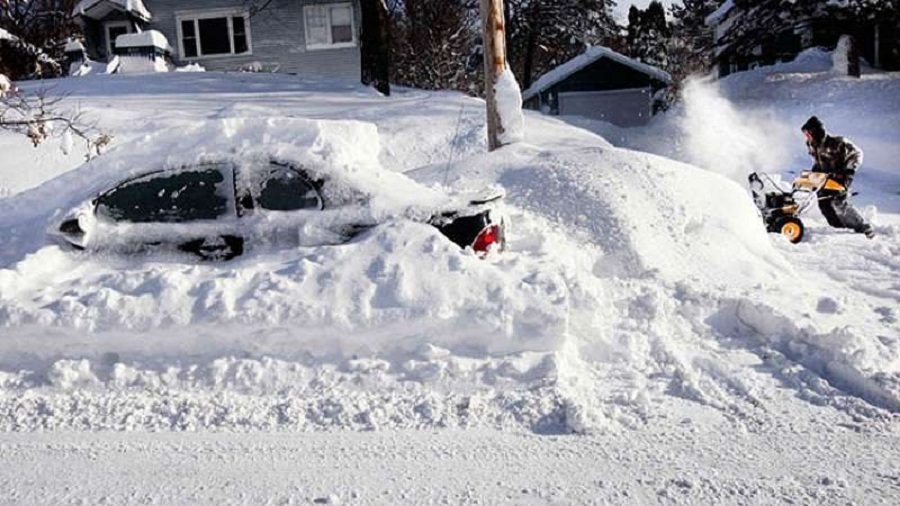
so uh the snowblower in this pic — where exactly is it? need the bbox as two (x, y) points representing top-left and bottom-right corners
(748, 171), (849, 244)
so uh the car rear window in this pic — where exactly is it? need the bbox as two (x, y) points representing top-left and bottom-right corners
(254, 164), (322, 211)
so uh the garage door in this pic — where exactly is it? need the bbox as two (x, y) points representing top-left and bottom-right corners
(558, 87), (653, 127)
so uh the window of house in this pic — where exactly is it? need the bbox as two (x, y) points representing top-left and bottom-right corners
(177, 10), (252, 58)
(304, 3), (356, 49)
(105, 21), (131, 57)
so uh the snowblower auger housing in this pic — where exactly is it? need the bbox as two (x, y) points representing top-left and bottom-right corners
(747, 172), (806, 244)
(748, 171), (850, 244)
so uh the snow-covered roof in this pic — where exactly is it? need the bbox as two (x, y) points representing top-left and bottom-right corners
(116, 30), (172, 53)
(64, 38), (86, 53)
(705, 0), (735, 26)
(73, 0), (151, 22)
(521, 46), (672, 101)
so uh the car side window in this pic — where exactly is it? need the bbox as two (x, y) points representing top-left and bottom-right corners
(255, 164), (323, 211)
(96, 166), (233, 223)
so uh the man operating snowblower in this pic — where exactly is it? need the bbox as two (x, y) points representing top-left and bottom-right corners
(801, 116), (875, 239)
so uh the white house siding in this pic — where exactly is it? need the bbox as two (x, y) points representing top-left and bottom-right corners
(145, 0), (360, 81)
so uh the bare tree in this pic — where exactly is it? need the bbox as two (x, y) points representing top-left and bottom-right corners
(0, 0), (79, 79)
(390, 0), (481, 93)
(1, 74), (111, 158)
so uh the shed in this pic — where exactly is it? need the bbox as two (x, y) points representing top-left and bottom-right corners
(521, 46), (672, 127)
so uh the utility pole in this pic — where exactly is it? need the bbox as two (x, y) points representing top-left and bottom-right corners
(480, 0), (507, 151)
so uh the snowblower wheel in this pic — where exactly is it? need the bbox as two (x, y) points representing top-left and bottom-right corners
(778, 217), (805, 244)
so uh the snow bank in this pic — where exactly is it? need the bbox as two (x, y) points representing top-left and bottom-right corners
(0, 116), (573, 357)
(2, 71), (898, 433)
(417, 143), (786, 289)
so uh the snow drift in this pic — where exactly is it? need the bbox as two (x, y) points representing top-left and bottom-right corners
(1, 68), (897, 433)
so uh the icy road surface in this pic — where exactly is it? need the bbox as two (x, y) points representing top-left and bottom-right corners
(2, 424), (898, 505)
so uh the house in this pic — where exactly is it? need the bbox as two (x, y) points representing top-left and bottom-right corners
(72, 0), (361, 80)
(521, 46), (672, 128)
(706, 1), (899, 77)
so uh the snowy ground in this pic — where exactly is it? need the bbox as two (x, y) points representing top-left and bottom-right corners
(0, 53), (898, 503)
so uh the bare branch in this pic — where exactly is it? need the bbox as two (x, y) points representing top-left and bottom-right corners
(0, 78), (112, 159)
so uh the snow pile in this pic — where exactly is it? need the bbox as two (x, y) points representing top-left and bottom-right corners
(1, 70), (898, 433)
(175, 63), (205, 73)
(419, 143), (786, 290)
(70, 57), (120, 76)
(495, 67), (525, 145)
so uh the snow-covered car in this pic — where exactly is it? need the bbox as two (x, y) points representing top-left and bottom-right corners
(45, 118), (505, 260)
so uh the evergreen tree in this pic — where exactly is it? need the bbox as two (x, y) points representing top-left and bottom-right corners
(626, 1), (670, 68)
(715, 0), (899, 70)
(0, 0), (79, 79)
(669, 0), (723, 74)
(504, 0), (618, 89)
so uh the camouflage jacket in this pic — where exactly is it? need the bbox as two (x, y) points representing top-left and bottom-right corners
(807, 134), (863, 185)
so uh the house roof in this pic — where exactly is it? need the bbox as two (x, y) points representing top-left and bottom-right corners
(704, 0), (735, 26)
(73, 0), (152, 22)
(521, 46), (672, 101)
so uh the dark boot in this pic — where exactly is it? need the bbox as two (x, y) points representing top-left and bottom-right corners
(819, 191), (873, 236)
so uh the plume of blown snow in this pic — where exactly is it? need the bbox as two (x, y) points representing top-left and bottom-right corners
(679, 78), (793, 183)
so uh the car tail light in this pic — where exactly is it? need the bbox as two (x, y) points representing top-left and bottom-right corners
(472, 224), (502, 254)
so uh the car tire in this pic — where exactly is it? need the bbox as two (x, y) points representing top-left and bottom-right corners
(180, 235), (244, 261)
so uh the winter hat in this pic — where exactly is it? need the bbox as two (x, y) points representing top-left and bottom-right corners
(802, 116), (826, 141)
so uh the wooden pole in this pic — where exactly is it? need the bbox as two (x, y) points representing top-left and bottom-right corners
(480, 0), (507, 151)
